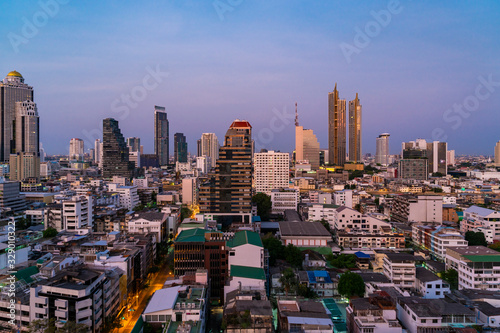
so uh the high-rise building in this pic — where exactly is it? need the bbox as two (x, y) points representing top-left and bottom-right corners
(0, 179), (26, 212)
(348, 93), (362, 163)
(69, 138), (84, 161)
(398, 159), (428, 180)
(328, 84), (346, 166)
(200, 120), (253, 214)
(427, 141), (447, 175)
(9, 152), (39, 181)
(199, 133), (219, 169)
(254, 151), (289, 195)
(102, 118), (135, 179)
(295, 104), (320, 169)
(0, 71), (34, 162)
(126, 137), (141, 152)
(495, 141), (500, 166)
(174, 133), (188, 163)
(376, 133), (390, 166)
(154, 105), (169, 165)
(447, 150), (456, 166)
(95, 139), (102, 166)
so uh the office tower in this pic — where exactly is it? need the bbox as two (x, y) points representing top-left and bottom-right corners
(174, 133), (188, 163)
(154, 105), (169, 165)
(69, 138), (84, 161)
(199, 133), (219, 169)
(0, 71), (34, 162)
(15, 100), (39, 155)
(102, 118), (135, 178)
(495, 141), (500, 166)
(398, 159), (428, 180)
(129, 151), (140, 168)
(197, 139), (201, 156)
(254, 151), (289, 195)
(348, 93), (362, 163)
(182, 177), (197, 205)
(0, 179), (26, 212)
(295, 106), (320, 169)
(215, 120), (253, 213)
(328, 83), (346, 166)
(426, 141), (447, 175)
(126, 137), (141, 152)
(94, 139), (102, 166)
(376, 133), (390, 165)
(447, 150), (456, 166)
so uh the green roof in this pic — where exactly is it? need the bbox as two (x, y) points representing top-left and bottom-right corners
(226, 230), (263, 248)
(14, 266), (39, 284)
(175, 228), (208, 243)
(298, 247), (333, 256)
(230, 265), (266, 280)
(464, 255), (500, 262)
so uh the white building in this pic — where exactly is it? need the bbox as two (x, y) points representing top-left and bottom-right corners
(382, 253), (422, 289)
(447, 150), (455, 166)
(415, 267), (450, 299)
(199, 133), (219, 169)
(254, 151), (289, 195)
(446, 246), (500, 291)
(334, 206), (390, 233)
(108, 183), (139, 210)
(412, 225), (468, 260)
(196, 155), (210, 174)
(308, 204), (338, 224)
(128, 212), (168, 243)
(333, 189), (353, 208)
(182, 177), (197, 206)
(270, 189), (298, 215)
(463, 206), (500, 242)
(375, 133), (390, 166)
(69, 138), (84, 161)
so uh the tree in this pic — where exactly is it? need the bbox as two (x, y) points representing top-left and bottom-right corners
(349, 170), (364, 180)
(338, 272), (365, 298)
(252, 193), (272, 220)
(319, 219), (331, 233)
(440, 268), (458, 290)
(262, 234), (285, 266)
(297, 283), (317, 298)
(180, 206), (192, 221)
(279, 268), (298, 296)
(465, 231), (488, 246)
(284, 244), (303, 268)
(489, 242), (500, 252)
(56, 321), (88, 333)
(28, 318), (56, 333)
(43, 227), (58, 238)
(328, 254), (357, 269)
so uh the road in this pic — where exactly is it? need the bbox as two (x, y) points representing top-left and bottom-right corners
(117, 249), (174, 332)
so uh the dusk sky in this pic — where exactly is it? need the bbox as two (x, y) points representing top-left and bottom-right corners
(1, 1), (499, 156)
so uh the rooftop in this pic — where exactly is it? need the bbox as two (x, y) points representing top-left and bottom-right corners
(416, 267), (441, 283)
(279, 221), (331, 237)
(230, 265), (266, 280)
(226, 230), (263, 248)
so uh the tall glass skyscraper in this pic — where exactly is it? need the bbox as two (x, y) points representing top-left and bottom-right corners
(174, 133), (188, 163)
(154, 105), (169, 165)
(102, 118), (134, 178)
(348, 93), (362, 163)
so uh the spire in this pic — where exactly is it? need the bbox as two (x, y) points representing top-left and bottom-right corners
(295, 102), (299, 127)
(334, 82), (337, 92)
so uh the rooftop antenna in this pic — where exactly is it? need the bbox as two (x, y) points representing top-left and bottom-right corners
(295, 102), (299, 127)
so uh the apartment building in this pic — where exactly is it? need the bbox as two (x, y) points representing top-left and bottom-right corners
(346, 293), (402, 333)
(461, 206), (500, 242)
(128, 211), (168, 243)
(107, 183), (139, 210)
(391, 195), (442, 223)
(415, 267), (450, 299)
(412, 225), (468, 260)
(446, 246), (500, 291)
(270, 188), (299, 215)
(382, 253), (424, 289)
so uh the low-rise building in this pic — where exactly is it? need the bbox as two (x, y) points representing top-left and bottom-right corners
(415, 267), (449, 299)
(412, 225), (468, 260)
(278, 221), (331, 247)
(346, 293), (402, 333)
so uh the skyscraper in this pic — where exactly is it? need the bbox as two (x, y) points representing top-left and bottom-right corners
(154, 106), (169, 165)
(375, 133), (390, 166)
(126, 137), (141, 152)
(495, 141), (500, 166)
(95, 139), (102, 166)
(102, 118), (134, 178)
(200, 120), (253, 214)
(426, 141), (447, 175)
(15, 100), (39, 155)
(295, 104), (320, 169)
(348, 93), (362, 163)
(328, 83), (346, 166)
(69, 138), (84, 161)
(174, 133), (188, 163)
(0, 71), (34, 162)
(254, 151), (289, 195)
(199, 133), (219, 169)
(447, 150), (455, 166)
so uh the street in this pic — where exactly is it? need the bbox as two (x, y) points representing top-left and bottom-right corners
(117, 248), (173, 332)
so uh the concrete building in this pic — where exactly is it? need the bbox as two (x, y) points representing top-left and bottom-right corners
(462, 206), (500, 242)
(415, 267), (450, 299)
(154, 105), (169, 165)
(328, 84), (346, 166)
(398, 159), (428, 180)
(346, 294), (402, 333)
(446, 246), (500, 290)
(108, 183), (139, 210)
(333, 189), (353, 208)
(382, 253), (423, 289)
(196, 155), (209, 174)
(496, 140), (500, 166)
(94, 139), (102, 167)
(254, 150), (289, 195)
(447, 149), (455, 166)
(412, 225), (468, 260)
(375, 133), (390, 166)
(348, 93), (362, 163)
(198, 133), (219, 169)
(270, 189), (298, 215)
(128, 211), (168, 243)
(9, 151), (40, 181)
(278, 221), (331, 246)
(174, 132), (188, 163)
(69, 138), (84, 161)
(295, 125), (320, 170)
(182, 177), (197, 206)
(0, 179), (26, 212)
(126, 137), (141, 152)
(391, 195), (443, 223)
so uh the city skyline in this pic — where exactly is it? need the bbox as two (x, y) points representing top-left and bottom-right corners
(1, 2), (499, 156)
